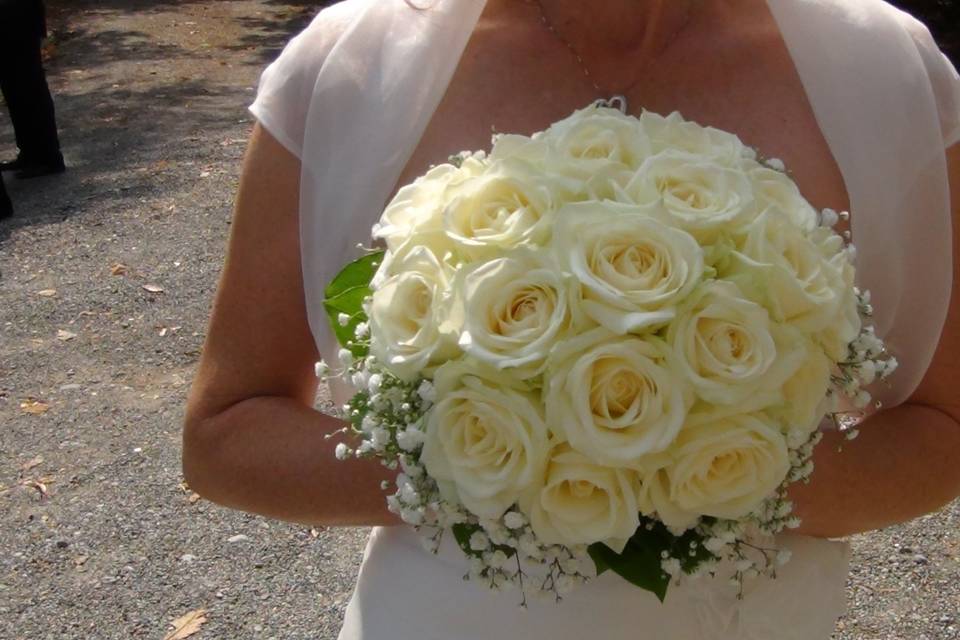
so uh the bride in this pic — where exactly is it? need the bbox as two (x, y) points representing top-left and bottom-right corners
(182, 0), (960, 637)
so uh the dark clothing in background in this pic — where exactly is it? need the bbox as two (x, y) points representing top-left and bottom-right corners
(0, 175), (10, 218)
(0, 0), (47, 38)
(0, 0), (62, 165)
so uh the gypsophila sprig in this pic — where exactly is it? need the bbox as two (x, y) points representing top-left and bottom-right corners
(320, 104), (897, 603)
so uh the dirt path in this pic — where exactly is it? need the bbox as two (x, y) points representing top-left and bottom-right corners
(0, 2), (957, 639)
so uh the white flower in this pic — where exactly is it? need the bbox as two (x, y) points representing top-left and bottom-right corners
(820, 208), (840, 227)
(374, 160), (483, 261)
(725, 209), (854, 337)
(469, 531), (490, 552)
(417, 380), (436, 403)
(521, 443), (642, 552)
(666, 281), (778, 406)
(504, 511), (526, 529)
(857, 360), (877, 385)
(420, 360), (549, 519)
(443, 159), (565, 260)
(396, 427), (425, 452)
(637, 413), (790, 529)
(544, 328), (691, 464)
(541, 106), (652, 177)
(334, 443), (350, 460)
(337, 312), (350, 327)
(553, 201), (705, 334)
(366, 373), (383, 395)
(337, 348), (353, 369)
(767, 334), (833, 436)
(614, 150), (756, 241)
(748, 165), (818, 232)
(639, 110), (750, 165)
(447, 251), (573, 378)
(314, 360), (330, 378)
(368, 246), (457, 380)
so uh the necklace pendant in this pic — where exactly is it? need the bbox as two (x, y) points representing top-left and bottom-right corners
(593, 95), (628, 114)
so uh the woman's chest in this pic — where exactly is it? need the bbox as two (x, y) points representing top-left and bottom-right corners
(396, 16), (851, 225)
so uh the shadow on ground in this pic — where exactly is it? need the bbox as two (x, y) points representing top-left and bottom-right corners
(1, 0), (332, 240)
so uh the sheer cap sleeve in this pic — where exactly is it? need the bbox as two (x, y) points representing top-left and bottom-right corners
(248, 0), (369, 159)
(903, 14), (960, 148)
(768, 0), (955, 408)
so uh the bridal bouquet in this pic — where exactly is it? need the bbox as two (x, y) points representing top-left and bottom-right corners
(319, 105), (896, 603)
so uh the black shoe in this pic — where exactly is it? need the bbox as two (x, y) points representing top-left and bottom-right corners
(0, 192), (11, 219)
(14, 157), (66, 179)
(0, 156), (25, 172)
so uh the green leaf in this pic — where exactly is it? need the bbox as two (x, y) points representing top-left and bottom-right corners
(588, 539), (671, 603)
(451, 522), (482, 558)
(588, 544), (611, 576)
(324, 251), (384, 300)
(322, 251), (384, 358)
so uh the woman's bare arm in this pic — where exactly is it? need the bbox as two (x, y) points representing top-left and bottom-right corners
(789, 143), (960, 538)
(182, 124), (398, 527)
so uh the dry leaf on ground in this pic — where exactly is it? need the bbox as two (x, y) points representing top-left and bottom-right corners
(142, 284), (165, 294)
(110, 262), (129, 276)
(162, 608), (208, 640)
(57, 329), (77, 341)
(21, 479), (49, 500)
(36, 289), (57, 297)
(20, 456), (44, 473)
(20, 400), (51, 415)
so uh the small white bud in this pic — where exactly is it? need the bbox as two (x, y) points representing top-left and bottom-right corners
(337, 313), (350, 327)
(504, 511), (527, 529)
(334, 443), (350, 460)
(820, 208), (839, 227)
(314, 360), (330, 378)
(765, 157), (786, 171)
(469, 531), (490, 552)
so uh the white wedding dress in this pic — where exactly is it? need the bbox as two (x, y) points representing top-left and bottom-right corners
(249, 1), (960, 638)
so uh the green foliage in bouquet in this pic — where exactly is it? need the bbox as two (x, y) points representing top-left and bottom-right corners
(588, 518), (718, 602)
(322, 251), (384, 359)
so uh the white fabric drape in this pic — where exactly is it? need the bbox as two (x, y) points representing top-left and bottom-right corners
(248, 0), (959, 637)
(251, 0), (957, 410)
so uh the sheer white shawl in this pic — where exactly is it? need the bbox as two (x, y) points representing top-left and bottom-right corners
(250, 0), (959, 408)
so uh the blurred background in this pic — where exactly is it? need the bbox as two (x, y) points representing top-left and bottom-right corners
(0, 1), (957, 639)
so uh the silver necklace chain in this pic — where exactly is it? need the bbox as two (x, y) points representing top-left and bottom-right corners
(532, 0), (692, 113)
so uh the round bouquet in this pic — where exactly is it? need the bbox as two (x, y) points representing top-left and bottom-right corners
(319, 104), (896, 603)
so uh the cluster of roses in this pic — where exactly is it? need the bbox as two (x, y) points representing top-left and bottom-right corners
(330, 106), (892, 597)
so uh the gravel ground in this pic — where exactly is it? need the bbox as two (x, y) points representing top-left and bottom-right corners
(0, 2), (957, 639)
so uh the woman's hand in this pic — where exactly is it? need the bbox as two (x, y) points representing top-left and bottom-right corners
(788, 142), (960, 538)
(181, 124), (399, 527)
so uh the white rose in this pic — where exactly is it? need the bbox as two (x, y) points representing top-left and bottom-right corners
(639, 110), (753, 165)
(554, 201), (705, 334)
(768, 338), (834, 438)
(446, 251), (573, 379)
(637, 413), (789, 529)
(613, 150), (756, 241)
(541, 106), (652, 173)
(748, 165), (818, 232)
(374, 158), (484, 262)
(666, 281), (778, 406)
(725, 210), (858, 339)
(520, 443), (642, 552)
(369, 246), (456, 380)
(442, 159), (570, 260)
(544, 328), (691, 464)
(420, 360), (549, 519)
(810, 230), (861, 360)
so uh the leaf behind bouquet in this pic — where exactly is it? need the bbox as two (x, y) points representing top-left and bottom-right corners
(323, 251), (384, 358)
